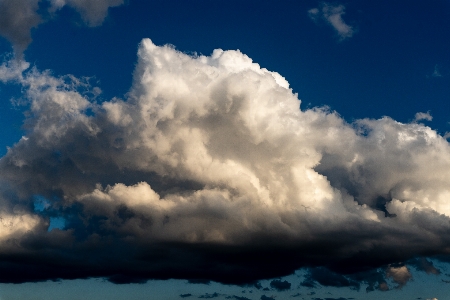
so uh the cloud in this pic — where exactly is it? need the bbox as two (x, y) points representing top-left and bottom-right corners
(199, 293), (220, 299)
(1, 39), (450, 288)
(386, 265), (412, 289)
(0, 59), (29, 82)
(409, 258), (440, 275)
(227, 296), (251, 300)
(180, 294), (192, 298)
(0, 0), (124, 56)
(0, 0), (42, 56)
(270, 279), (291, 291)
(312, 298), (351, 300)
(432, 65), (442, 78)
(301, 267), (360, 290)
(308, 3), (355, 40)
(188, 279), (211, 285)
(48, 0), (124, 27)
(414, 112), (433, 122)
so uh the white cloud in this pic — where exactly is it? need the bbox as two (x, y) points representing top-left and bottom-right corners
(308, 3), (355, 40)
(414, 111), (433, 122)
(386, 265), (412, 289)
(0, 59), (29, 82)
(1, 39), (450, 284)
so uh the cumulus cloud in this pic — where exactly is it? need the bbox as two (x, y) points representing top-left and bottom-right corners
(0, 0), (124, 56)
(386, 265), (412, 289)
(308, 3), (355, 40)
(1, 39), (450, 286)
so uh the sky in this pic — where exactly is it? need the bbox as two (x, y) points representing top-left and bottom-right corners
(0, 1), (450, 299)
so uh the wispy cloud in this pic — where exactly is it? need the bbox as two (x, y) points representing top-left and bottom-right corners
(308, 3), (355, 40)
(432, 64), (442, 77)
(413, 111), (433, 122)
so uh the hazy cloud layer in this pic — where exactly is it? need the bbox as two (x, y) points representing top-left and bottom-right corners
(0, 0), (124, 56)
(0, 39), (450, 287)
(308, 3), (355, 40)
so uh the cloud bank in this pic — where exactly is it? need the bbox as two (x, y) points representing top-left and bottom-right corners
(0, 39), (450, 288)
(0, 0), (124, 56)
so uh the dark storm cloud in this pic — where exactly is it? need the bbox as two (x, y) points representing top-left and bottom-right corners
(0, 39), (450, 289)
(0, 0), (124, 56)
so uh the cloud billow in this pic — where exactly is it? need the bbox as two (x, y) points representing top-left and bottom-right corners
(0, 39), (450, 287)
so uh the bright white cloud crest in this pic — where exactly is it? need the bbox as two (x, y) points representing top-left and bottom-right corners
(0, 39), (450, 285)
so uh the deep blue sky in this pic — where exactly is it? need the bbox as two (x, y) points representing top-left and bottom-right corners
(1, 1), (450, 299)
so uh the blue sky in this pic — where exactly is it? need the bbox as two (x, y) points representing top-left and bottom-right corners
(0, 1), (450, 299)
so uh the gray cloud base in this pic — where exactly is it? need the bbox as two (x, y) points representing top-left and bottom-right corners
(0, 39), (449, 287)
(0, 0), (41, 55)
